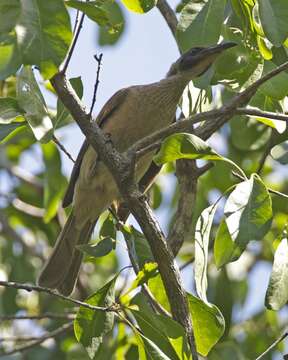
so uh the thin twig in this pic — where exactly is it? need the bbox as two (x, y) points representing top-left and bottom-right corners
(52, 135), (75, 163)
(90, 53), (103, 116)
(255, 331), (288, 360)
(0, 313), (75, 321)
(156, 0), (178, 36)
(232, 171), (288, 199)
(60, 12), (85, 74)
(257, 135), (274, 174)
(0, 322), (73, 356)
(236, 107), (288, 122)
(0, 281), (118, 312)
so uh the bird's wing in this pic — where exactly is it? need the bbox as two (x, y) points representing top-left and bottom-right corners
(62, 88), (130, 208)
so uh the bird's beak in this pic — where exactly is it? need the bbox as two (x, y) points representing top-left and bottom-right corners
(181, 41), (237, 77)
(199, 42), (237, 57)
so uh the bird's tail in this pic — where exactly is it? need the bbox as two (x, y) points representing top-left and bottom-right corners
(37, 213), (96, 295)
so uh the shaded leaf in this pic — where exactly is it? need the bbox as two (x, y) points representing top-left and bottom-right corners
(259, 61), (288, 100)
(41, 142), (67, 223)
(121, 0), (157, 13)
(17, 66), (53, 142)
(214, 174), (272, 267)
(121, 225), (154, 268)
(0, 122), (25, 143)
(258, 0), (288, 46)
(135, 332), (172, 360)
(100, 213), (116, 239)
(55, 76), (83, 128)
(177, 0), (226, 52)
(98, 1), (125, 46)
(15, 0), (72, 78)
(195, 204), (217, 302)
(77, 237), (115, 258)
(0, 97), (23, 123)
(265, 232), (288, 310)
(0, 0), (20, 33)
(66, 0), (109, 26)
(74, 274), (118, 359)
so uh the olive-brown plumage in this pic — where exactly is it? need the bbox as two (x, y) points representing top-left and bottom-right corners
(38, 42), (236, 295)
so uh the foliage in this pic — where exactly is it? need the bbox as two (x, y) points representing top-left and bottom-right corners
(0, 0), (288, 359)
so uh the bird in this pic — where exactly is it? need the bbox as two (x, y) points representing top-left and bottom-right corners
(38, 42), (237, 295)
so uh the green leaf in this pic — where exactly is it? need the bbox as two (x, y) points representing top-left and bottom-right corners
(0, 0), (20, 33)
(195, 204), (218, 302)
(258, 0), (288, 46)
(256, 35), (273, 60)
(15, 0), (72, 78)
(230, 116), (271, 151)
(17, 66), (53, 142)
(214, 174), (272, 267)
(188, 293), (225, 356)
(130, 293), (190, 360)
(0, 97), (23, 123)
(66, 1), (110, 26)
(129, 262), (158, 292)
(74, 274), (118, 359)
(271, 141), (288, 164)
(0, 122), (25, 143)
(135, 332), (171, 360)
(98, 1), (125, 46)
(55, 76), (83, 128)
(120, 0), (157, 13)
(154, 133), (222, 165)
(77, 237), (115, 258)
(121, 225), (154, 268)
(259, 61), (288, 100)
(0, 33), (21, 80)
(265, 233), (288, 310)
(100, 213), (116, 239)
(177, 0), (226, 52)
(41, 142), (67, 223)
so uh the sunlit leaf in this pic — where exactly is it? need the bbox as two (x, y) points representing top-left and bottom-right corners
(188, 293), (225, 356)
(271, 141), (288, 164)
(130, 293), (190, 360)
(0, 33), (21, 80)
(17, 66), (53, 142)
(256, 35), (273, 60)
(195, 204), (218, 302)
(120, 0), (157, 13)
(15, 0), (72, 78)
(74, 274), (118, 359)
(265, 231), (288, 310)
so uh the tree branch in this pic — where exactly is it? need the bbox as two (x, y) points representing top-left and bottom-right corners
(236, 107), (288, 122)
(0, 280), (118, 312)
(0, 322), (73, 356)
(157, 0), (178, 37)
(50, 72), (199, 359)
(0, 313), (75, 321)
(255, 331), (288, 360)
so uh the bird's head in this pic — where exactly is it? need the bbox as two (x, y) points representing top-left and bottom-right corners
(167, 42), (237, 78)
